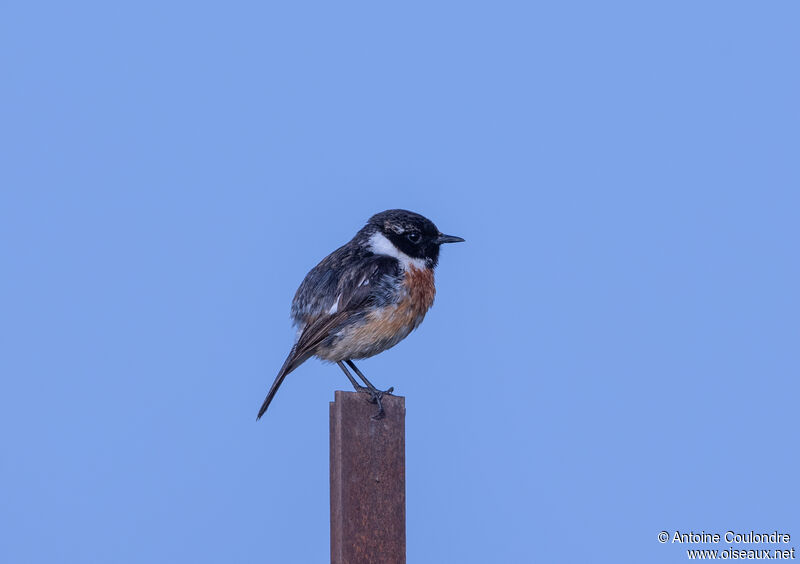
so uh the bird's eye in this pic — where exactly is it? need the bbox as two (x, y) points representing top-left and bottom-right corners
(406, 232), (421, 244)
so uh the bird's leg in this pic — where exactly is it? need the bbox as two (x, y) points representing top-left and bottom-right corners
(337, 361), (369, 393)
(345, 359), (393, 420)
(337, 361), (386, 419)
(346, 359), (394, 395)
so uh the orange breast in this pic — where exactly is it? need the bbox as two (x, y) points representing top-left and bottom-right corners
(366, 266), (435, 337)
(404, 265), (436, 314)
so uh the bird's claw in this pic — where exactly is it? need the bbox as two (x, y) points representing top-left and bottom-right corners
(358, 386), (393, 420)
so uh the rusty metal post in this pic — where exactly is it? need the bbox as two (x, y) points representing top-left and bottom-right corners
(330, 391), (406, 564)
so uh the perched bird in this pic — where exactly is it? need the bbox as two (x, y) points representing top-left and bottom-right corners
(257, 209), (464, 419)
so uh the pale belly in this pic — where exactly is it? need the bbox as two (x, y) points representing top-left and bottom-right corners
(316, 302), (427, 361)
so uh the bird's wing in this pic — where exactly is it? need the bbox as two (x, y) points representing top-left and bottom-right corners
(290, 243), (354, 328)
(291, 253), (399, 360)
(256, 254), (399, 419)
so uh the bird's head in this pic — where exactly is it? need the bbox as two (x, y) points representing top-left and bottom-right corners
(366, 209), (464, 268)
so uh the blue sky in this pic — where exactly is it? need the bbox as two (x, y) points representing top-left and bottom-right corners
(2, 1), (798, 562)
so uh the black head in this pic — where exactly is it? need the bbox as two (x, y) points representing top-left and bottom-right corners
(365, 209), (464, 268)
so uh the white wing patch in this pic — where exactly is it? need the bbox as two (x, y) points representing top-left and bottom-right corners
(328, 295), (341, 314)
(369, 231), (426, 271)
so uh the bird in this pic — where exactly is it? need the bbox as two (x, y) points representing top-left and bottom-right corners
(257, 209), (464, 420)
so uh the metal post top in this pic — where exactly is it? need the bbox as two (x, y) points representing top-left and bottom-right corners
(330, 390), (406, 564)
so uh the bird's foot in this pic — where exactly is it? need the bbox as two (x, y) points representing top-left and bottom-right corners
(357, 386), (394, 420)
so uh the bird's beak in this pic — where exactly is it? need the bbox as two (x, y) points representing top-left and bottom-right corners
(436, 233), (465, 244)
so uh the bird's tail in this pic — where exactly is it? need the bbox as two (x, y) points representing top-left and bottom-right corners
(256, 346), (311, 420)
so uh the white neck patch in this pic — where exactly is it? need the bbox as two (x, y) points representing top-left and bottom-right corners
(369, 231), (427, 271)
